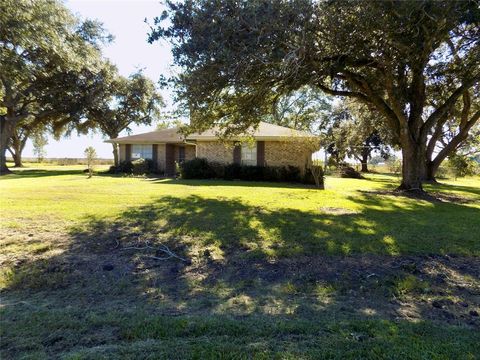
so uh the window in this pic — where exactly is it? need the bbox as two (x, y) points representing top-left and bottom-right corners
(131, 144), (153, 160)
(241, 143), (257, 166)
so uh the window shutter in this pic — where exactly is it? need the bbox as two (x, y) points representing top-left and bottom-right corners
(165, 144), (175, 176)
(233, 143), (241, 164)
(257, 141), (265, 166)
(152, 144), (158, 165)
(125, 144), (131, 162)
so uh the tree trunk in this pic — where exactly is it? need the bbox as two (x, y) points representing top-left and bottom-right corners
(360, 148), (369, 172)
(0, 116), (14, 175)
(424, 161), (438, 183)
(398, 141), (426, 191)
(112, 143), (119, 167)
(9, 129), (29, 168)
(361, 161), (368, 172)
(9, 140), (24, 167)
(12, 151), (22, 167)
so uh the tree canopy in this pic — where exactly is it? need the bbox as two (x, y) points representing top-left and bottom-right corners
(150, 0), (480, 190)
(324, 100), (392, 172)
(0, 0), (111, 173)
(81, 69), (164, 166)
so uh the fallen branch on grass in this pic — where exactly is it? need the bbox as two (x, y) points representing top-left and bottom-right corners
(121, 238), (187, 262)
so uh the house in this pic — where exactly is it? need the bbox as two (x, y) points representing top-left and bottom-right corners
(106, 122), (317, 176)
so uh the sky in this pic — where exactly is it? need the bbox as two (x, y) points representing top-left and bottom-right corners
(23, 0), (173, 159)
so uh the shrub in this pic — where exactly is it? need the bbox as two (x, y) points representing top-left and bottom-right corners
(131, 158), (154, 175)
(209, 162), (225, 179)
(447, 154), (477, 179)
(386, 157), (402, 175)
(307, 165), (324, 188)
(264, 166), (282, 182)
(224, 163), (242, 180)
(116, 160), (134, 174)
(179, 158), (311, 184)
(339, 165), (364, 179)
(281, 165), (301, 182)
(435, 165), (449, 179)
(240, 165), (265, 181)
(179, 158), (214, 179)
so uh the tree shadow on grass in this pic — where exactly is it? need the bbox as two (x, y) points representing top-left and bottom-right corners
(149, 177), (323, 190)
(425, 180), (480, 197)
(1, 192), (479, 357)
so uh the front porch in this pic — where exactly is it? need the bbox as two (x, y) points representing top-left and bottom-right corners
(120, 143), (196, 175)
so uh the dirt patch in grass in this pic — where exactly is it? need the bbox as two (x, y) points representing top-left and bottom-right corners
(360, 189), (477, 204)
(3, 228), (479, 327)
(318, 207), (360, 215)
(1, 226), (479, 358)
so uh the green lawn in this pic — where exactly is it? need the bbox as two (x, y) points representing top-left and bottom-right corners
(1, 165), (479, 359)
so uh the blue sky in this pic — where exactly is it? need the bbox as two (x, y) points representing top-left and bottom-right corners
(23, 0), (173, 159)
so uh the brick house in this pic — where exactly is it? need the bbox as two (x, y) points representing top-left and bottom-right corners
(106, 122), (317, 176)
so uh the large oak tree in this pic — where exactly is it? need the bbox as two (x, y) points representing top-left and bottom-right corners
(80, 69), (163, 167)
(150, 0), (480, 190)
(0, 0), (110, 174)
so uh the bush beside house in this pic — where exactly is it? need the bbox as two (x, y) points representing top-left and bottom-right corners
(108, 157), (324, 187)
(179, 158), (316, 184)
(110, 158), (156, 175)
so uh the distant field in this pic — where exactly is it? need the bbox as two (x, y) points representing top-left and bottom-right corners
(1, 165), (479, 358)
(6, 158), (114, 166)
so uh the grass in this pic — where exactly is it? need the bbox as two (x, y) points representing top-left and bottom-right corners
(1, 165), (479, 358)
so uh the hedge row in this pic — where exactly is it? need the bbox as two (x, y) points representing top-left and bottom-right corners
(109, 158), (158, 175)
(179, 158), (316, 184)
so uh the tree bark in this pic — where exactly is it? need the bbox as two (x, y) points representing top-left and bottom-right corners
(360, 147), (369, 172)
(424, 161), (439, 183)
(361, 161), (368, 173)
(12, 151), (22, 167)
(8, 139), (24, 167)
(0, 116), (15, 175)
(423, 109), (480, 182)
(398, 138), (426, 191)
(112, 143), (119, 167)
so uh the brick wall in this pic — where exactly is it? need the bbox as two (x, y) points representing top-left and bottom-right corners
(185, 145), (196, 161)
(264, 141), (311, 172)
(156, 144), (166, 172)
(119, 144), (126, 162)
(119, 141), (312, 173)
(196, 141), (234, 164)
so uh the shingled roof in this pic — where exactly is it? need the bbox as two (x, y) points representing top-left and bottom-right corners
(105, 127), (184, 144)
(187, 122), (313, 140)
(106, 122), (314, 144)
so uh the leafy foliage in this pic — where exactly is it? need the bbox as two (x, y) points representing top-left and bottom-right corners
(179, 158), (312, 184)
(81, 69), (164, 166)
(178, 158), (214, 179)
(84, 146), (97, 178)
(447, 154), (478, 179)
(0, 0), (111, 173)
(31, 131), (48, 162)
(151, 0), (480, 189)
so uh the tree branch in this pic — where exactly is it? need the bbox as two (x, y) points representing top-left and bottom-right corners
(422, 75), (480, 138)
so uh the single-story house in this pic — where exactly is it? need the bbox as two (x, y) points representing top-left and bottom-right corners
(106, 122), (317, 176)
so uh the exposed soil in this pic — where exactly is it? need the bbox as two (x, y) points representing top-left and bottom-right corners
(360, 189), (477, 204)
(3, 228), (479, 329)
